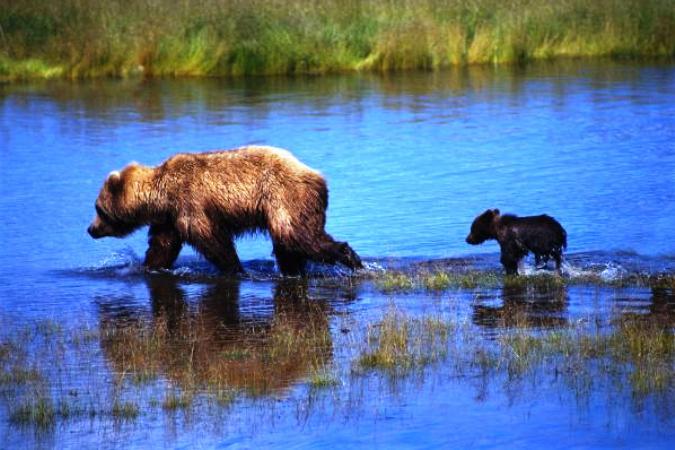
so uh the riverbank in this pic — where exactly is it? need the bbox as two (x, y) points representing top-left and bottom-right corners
(1, 0), (673, 81)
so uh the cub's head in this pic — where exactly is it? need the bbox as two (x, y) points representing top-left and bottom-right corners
(466, 209), (500, 245)
(87, 167), (141, 239)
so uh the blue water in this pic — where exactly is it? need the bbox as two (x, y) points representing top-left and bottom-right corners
(1, 60), (674, 448)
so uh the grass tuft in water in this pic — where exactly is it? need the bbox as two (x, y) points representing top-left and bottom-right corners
(111, 400), (140, 419)
(375, 272), (416, 293)
(10, 397), (56, 428)
(308, 367), (340, 389)
(162, 391), (193, 411)
(357, 308), (450, 374)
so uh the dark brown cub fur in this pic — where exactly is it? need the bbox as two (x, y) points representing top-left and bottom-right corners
(88, 146), (362, 276)
(465, 209), (567, 275)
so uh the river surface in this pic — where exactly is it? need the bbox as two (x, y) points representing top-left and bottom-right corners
(0, 60), (674, 448)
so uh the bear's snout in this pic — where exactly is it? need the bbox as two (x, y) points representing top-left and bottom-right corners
(88, 215), (107, 239)
(466, 235), (475, 245)
(88, 223), (102, 239)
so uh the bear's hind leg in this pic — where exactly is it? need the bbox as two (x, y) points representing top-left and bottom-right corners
(324, 239), (363, 270)
(552, 248), (563, 274)
(145, 224), (183, 270)
(268, 206), (362, 272)
(534, 253), (550, 270)
(273, 243), (307, 276)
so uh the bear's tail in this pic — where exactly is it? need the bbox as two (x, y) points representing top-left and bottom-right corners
(561, 228), (568, 249)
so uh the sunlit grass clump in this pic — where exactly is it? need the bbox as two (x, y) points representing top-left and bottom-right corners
(111, 400), (140, 419)
(307, 367), (340, 389)
(354, 307), (673, 400)
(1, 0), (673, 81)
(374, 269), (550, 293)
(373, 269), (674, 294)
(357, 308), (450, 374)
(162, 391), (193, 411)
(375, 272), (417, 293)
(10, 397), (56, 428)
(496, 317), (674, 396)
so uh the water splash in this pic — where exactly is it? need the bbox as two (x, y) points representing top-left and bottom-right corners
(599, 263), (628, 282)
(92, 247), (143, 276)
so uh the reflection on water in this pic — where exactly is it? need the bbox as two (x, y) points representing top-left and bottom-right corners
(99, 277), (334, 395)
(472, 283), (569, 329)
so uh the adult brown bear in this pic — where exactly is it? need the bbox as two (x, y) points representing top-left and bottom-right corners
(87, 146), (362, 275)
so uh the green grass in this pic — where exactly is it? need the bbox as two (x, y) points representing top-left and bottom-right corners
(1, 0), (673, 81)
(356, 308), (450, 374)
(111, 400), (140, 419)
(375, 272), (417, 293)
(10, 397), (56, 428)
(162, 392), (193, 411)
(355, 308), (673, 400)
(375, 270), (503, 292)
(373, 269), (675, 293)
(308, 367), (340, 388)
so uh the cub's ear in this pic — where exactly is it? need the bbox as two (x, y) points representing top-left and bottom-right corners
(492, 208), (500, 215)
(106, 170), (123, 193)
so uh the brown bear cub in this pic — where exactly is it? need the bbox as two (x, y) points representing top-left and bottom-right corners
(88, 146), (362, 276)
(465, 209), (567, 275)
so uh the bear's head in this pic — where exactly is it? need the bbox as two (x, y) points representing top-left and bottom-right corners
(466, 208), (500, 245)
(87, 164), (149, 239)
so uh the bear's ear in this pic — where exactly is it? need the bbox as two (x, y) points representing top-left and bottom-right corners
(493, 208), (500, 215)
(106, 170), (123, 193)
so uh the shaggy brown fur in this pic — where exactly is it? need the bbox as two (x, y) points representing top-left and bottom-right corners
(88, 146), (362, 275)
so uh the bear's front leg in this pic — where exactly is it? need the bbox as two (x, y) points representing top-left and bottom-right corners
(499, 241), (524, 276)
(144, 224), (183, 270)
(193, 235), (244, 276)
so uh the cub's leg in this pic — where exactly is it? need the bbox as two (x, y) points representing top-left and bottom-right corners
(552, 248), (563, 274)
(534, 254), (550, 269)
(500, 241), (526, 276)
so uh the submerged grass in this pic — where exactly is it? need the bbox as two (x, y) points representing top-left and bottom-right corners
(1, 0), (673, 81)
(0, 274), (672, 434)
(10, 397), (56, 428)
(307, 367), (340, 389)
(0, 304), (332, 430)
(162, 391), (193, 411)
(355, 307), (673, 401)
(111, 400), (140, 419)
